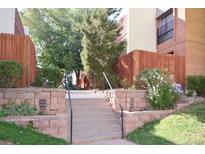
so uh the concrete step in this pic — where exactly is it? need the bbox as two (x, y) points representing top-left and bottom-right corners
(72, 103), (110, 110)
(71, 98), (107, 104)
(73, 121), (120, 129)
(69, 91), (106, 99)
(70, 114), (119, 123)
(69, 94), (121, 144)
(73, 110), (116, 117)
(73, 108), (113, 114)
(73, 132), (121, 144)
(72, 131), (121, 139)
(70, 90), (104, 94)
(73, 124), (121, 132)
(73, 116), (119, 123)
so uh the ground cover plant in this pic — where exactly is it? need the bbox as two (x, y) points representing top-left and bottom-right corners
(0, 101), (39, 117)
(0, 121), (68, 145)
(127, 101), (205, 144)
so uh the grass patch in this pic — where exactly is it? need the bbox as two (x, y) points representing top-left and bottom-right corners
(0, 121), (68, 145)
(127, 101), (205, 145)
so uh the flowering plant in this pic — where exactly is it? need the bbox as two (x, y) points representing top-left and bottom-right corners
(136, 68), (180, 109)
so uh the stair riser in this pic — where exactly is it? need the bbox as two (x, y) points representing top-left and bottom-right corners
(73, 112), (116, 117)
(73, 123), (121, 130)
(73, 118), (119, 123)
(72, 104), (110, 109)
(73, 136), (121, 144)
(72, 132), (121, 139)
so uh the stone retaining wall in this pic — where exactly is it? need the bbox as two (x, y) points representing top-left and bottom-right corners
(0, 88), (67, 115)
(0, 88), (68, 141)
(106, 89), (149, 111)
(1, 115), (68, 141)
(123, 96), (204, 136)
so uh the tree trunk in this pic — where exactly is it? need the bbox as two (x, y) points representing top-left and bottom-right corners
(75, 70), (80, 86)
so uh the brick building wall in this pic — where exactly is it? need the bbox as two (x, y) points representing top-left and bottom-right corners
(157, 8), (186, 56)
(185, 8), (205, 76)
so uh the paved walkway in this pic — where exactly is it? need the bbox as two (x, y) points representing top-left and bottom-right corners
(68, 90), (135, 145)
(89, 139), (135, 145)
(67, 90), (106, 99)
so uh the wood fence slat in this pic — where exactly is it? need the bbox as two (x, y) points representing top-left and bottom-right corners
(117, 50), (185, 87)
(0, 33), (36, 87)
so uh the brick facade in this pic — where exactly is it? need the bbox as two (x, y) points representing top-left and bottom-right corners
(185, 9), (205, 76)
(157, 8), (186, 56)
(157, 8), (205, 78)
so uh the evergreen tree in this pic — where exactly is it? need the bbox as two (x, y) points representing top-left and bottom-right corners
(80, 9), (126, 88)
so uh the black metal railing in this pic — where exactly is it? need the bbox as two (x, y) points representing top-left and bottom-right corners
(102, 72), (124, 138)
(157, 20), (174, 44)
(65, 86), (73, 144)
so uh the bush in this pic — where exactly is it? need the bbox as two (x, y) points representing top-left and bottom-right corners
(187, 76), (205, 97)
(119, 79), (129, 89)
(147, 82), (174, 109)
(134, 69), (150, 89)
(0, 61), (22, 88)
(32, 65), (62, 88)
(0, 101), (39, 117)
(136, 68), (179, 109)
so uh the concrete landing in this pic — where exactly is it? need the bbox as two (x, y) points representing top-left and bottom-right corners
(88, 139), (135, 145)
(68, 90), (106, 99)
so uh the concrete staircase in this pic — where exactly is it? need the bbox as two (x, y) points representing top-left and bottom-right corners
(69, 91), (121, 144)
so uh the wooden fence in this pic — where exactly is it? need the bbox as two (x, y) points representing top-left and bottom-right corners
(0, 33), (36, 87)
(117, 50), (186, 86)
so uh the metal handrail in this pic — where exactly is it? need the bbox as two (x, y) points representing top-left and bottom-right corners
(65, 85), (73, 144)
(102, 72), (124, 138)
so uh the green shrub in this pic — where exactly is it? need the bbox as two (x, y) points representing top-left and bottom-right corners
(119, 79), (129, 89)
(147, 82), (174, 109)
(137, 68), (179, 109)
(134, 69), (150, 89)
(102, 73), (119, 89)
(0, 101), (39, 117)
(185, 89), (195, 97)
(32, 65), (62, 88)
(128, 84), (136, 90)
(0, 61), (22, 88)
(187, 76), (205, 97)
(172, 90), (181, 102)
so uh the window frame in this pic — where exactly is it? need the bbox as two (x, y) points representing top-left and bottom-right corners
(157, 9), (174, 44)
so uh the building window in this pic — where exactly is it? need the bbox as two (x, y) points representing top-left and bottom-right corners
(157, 9), (174, 44)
